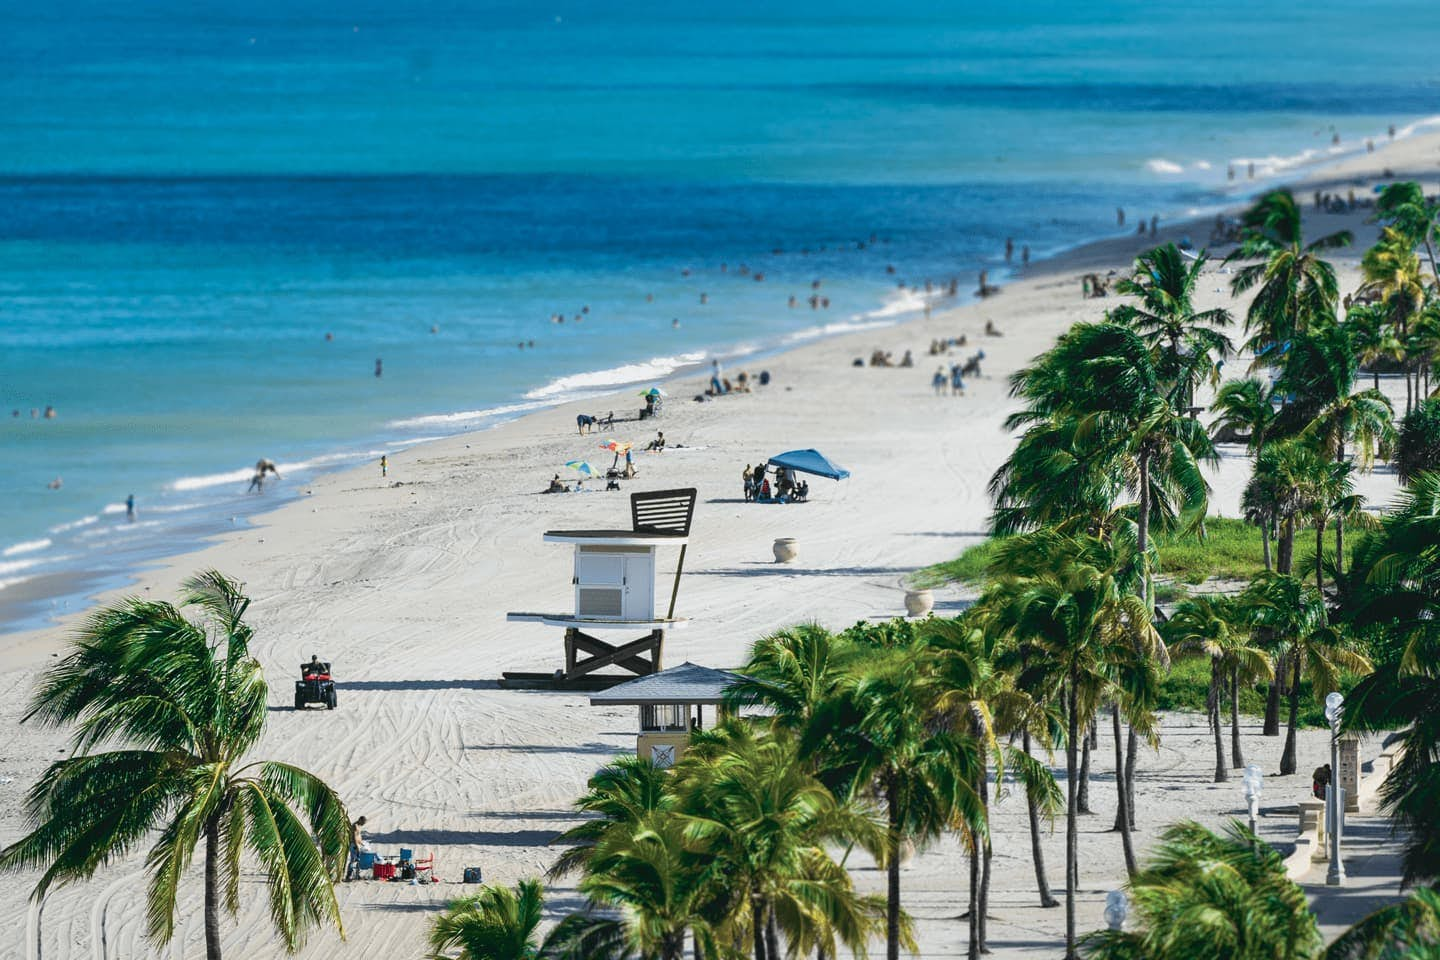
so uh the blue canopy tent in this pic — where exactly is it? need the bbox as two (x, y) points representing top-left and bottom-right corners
(767, 448), (851, 481)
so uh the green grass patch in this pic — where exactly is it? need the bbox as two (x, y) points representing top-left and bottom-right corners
(910, 517), (1268, 589)
(1158, 657), (1363, 729)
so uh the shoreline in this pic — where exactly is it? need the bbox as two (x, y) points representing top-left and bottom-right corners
(4, 116), (1439, 641)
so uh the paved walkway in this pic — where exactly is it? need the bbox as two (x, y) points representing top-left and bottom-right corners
(1304, 813), (1411, 942)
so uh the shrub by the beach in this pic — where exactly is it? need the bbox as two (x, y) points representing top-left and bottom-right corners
(1397, 398), (1440, 483)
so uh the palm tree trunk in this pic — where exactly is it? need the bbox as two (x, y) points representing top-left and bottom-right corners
(1230, 664), (1245, 768)
(205, 815), (222, 960)
(1064, 675), (1080, 960)
(1211, 662), (1227, 782)
(968, 836), (981, 960)
(1316, 518), (1326, 594)
(765, 908), (780, 960)
(1335, 444), (1346, 579)
(886, 778), (902, 960)
(1277, 517), (1295, 575)
(1110, 706), (1137, 877)
(1263, 647), (1283, 736)
(1138, 452), (1151, 608)
(1261, 520), (1273, 572)
(1078, 727), (1092, 815)
(1280, 651), (1302, 775)
(1124, 728), (1138, 830)
(1022, 728), (1059, 908)
(753, 897), (768, 960)
(980, 826), (993, 954)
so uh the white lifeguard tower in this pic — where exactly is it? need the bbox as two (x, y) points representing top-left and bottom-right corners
(504, 488), (696, 688)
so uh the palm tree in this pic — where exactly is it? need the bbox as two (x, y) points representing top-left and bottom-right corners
(679, 725), (889, 960)
(1239, 573), (1371, 775)
(1211, 377), (1280, 457)
(1109, 242), (1234, 412)
(429, 879), (549, 960)
(723, 623), (851, 736)
(980, 531), (1163, 959)
(1339, 472), (1440, 887)
(1163, 596), (1272, 777)
(1081, 820), (1321, 960)
(548, 755), (676, 883)
(1241, 439), (1329, 576)
(1375, 180), (1440, 288)
(923, 618), (1062, 955)
(0, 571), (348, 960)
(803, 661), (980, 960)
(1359, 226), (1428, 413)
(1345, 302), (1405, 392)
(1227, 188), (1352, 363)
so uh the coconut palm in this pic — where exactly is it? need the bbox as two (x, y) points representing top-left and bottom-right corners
(1346, 302), (1406, 392)
(1238, 573), (1371, 775)
(1081, 820), (1321, 960)
(1227, 188), (1352, 363)
(1163, 596), (1273, 777)
(1109, 242), (1234, 412)
(0, 571), (349, 960)
(1375, 180), (1440, 287)
(803, 661), (981, 960)
(997, 322), (1216, 604)
(1211, 377), (1281, 456)
(923, 618), (1063, 955)
(1241, 439), (1330, 576)
(1359, 226), (1429, 413)
(548, 755), (676, 882)
(1339, 472), (1440, 887)
(428, 879), (550, 960)
(980, 531), (1163, 958)
(723, 623), (852, 736)
(678, 725), (889, 960)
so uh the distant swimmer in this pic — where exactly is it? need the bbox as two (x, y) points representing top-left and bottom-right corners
(430, 324), (439, 334)
(44, 406), (56, 419)
(1005, 237), (1014, 262)
(1022, 245), (1030, 265)
(1150, 215), (1158, 235)
(325, 332), (334, 342)
(1117, 207), (1125, 227)
(248, 459), (281, 493)
(126, 494), (135, 521)
(48, 476), (62, 490)
(672, 318), (680, 328)
(374, 358), (383, 378)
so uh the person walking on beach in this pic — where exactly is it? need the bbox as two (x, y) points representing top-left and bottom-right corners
(742, 464), (753, 502)
(932, 367), (947, 396)
(380, 455), (388, 478)
(950, 363), (965, 397)
(345, 816), (368, 881)
(1005, 237), (1014, 262)
(126, 494), (135, 521)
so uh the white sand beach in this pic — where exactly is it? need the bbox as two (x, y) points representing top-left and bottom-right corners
(2, 130), (1438, 959)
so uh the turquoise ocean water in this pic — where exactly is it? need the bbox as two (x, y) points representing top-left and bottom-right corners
(2, 0), (1438, 630)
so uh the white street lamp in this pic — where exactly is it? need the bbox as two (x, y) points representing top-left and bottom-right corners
(1242, 763), (1264, 838)
(1324, 691), (1346, 885)
(1104, 889), (1129, 931)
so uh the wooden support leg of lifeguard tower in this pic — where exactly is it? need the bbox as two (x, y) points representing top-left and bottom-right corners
(563, 628), (664, 680)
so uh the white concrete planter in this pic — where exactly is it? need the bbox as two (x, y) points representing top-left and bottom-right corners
(904, 588), (934, 617)
(772, 537), (799, 563)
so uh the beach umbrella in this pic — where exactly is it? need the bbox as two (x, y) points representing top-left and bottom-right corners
(599, 440), (633, 454)
(767, 448), (851, 481)
(638, 387), (666, 397)
(565, 460), (599, 477)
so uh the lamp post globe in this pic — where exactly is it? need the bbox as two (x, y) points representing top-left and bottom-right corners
(1324, 692), (1345, 885)
(1104, 889), (1129, 931)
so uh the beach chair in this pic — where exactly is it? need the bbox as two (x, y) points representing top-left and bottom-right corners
(413, 850), (435, 881)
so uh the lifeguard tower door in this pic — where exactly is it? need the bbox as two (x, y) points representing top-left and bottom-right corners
(575, 546), (655, 621)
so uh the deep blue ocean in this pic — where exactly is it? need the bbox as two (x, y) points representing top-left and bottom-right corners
(2, 0), (1438, 630)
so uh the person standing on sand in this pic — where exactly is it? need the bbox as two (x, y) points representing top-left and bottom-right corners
(248, 459), (281, 493)
(380, 455), (388, 478)
(345, 816), (368, 881)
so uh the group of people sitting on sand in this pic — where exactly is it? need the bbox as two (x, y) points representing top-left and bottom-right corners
(703, 365), (767, 399)
(864, 349), (915, 367)
(1081, 273), (1114, 298)
(743, 462), (809, 504)
(928, 335), (969, 355)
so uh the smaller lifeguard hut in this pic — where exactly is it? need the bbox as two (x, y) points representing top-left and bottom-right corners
(505, 488), (696, 688)
(588, 661), (743, 768)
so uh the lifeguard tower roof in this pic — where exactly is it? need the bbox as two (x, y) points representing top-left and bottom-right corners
(588, 662), (744, 706)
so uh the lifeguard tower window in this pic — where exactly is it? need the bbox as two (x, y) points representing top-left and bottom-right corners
(641, 703), (688, 732)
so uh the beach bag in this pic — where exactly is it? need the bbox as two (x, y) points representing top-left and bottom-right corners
(463, 866), (484, 884)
